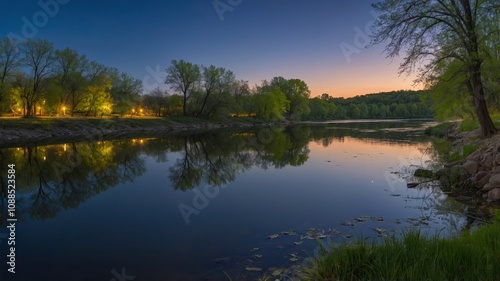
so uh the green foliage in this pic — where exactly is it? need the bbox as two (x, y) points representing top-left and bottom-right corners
(423, 122), (456, 137)
(449, 144), (480, 162)
(459, 118), (480, 132)
(254, 88), (290, 121)
(302, 219), (500, 281)
(306, 90), (433, 120)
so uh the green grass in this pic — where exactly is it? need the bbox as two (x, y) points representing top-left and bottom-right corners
(301, 212), (500, 281)
(424, 122), (457, 137)
(458, 112), (500, 132)
(448, 143), (480, 162)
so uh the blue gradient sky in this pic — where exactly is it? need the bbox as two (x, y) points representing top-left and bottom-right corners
(0, 0), (420, 97)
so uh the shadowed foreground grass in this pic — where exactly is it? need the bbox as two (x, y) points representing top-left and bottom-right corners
(301, 213), (500, 281)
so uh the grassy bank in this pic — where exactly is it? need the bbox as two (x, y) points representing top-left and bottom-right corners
(301, 212), (500, 281)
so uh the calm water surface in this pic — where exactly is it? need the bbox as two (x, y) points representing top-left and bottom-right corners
(0, 121), (486, 280)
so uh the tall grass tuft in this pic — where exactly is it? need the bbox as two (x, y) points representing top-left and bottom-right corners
(301, 212), (500, 281)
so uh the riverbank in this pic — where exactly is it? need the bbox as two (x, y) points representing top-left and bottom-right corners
(300, 211), (500, 281)
(0, 117), (288, 148)
(424, 121), (500, 202)
(299, 120), (500, 280)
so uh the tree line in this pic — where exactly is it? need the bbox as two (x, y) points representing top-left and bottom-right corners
(0, 38), (143, 117)
(308, 90), (433, 120)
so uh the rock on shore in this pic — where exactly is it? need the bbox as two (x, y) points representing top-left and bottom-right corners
(460, 132), (500, 202)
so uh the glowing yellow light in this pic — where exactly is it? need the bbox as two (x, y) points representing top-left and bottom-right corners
(63, 144), (67, 152)
(43, 156), (46, 161)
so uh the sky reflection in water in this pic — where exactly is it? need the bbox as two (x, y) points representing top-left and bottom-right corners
(0, 121), (481, 280)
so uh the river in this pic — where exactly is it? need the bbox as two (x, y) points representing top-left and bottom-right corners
(0, 120), (489, 280)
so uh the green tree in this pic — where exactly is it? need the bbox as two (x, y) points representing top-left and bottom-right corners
(21, 39), (55, 116)
(254, 88), (289, 120)
(372, 0), (499, 137)
(53, 48), (89, 116)
(165, 60), (200, 116)
(109, 71), (142, 115)
(0, 37), (20, 110)
(268, 77), (310, 120)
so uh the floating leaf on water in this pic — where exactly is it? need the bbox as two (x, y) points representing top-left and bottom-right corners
(280, 231), (297, 236)
(373, 227), (389, 237)
(245, 267), (262, 272)
(290, 257), (299, 262)
(293, 241), (303, 245)
(254, 254), (263, 258)
(341, 221), (356, 227)
(327, 228), (341, 235)
(268, 234), (280, 240)
(376, 217), (384, 222)
(390, 194), (401, 197)
(250, 248), (259, 252)
(271, 269), (284, 276)
(213, 257), (231, 264)
(342, 234), (353, 239)
(355, 217), (365, 222)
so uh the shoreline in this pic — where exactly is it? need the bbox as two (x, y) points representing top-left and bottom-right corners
(0, 117), (433, 148)
(425, 122), (500, 203)
(0, 117), (289, 148)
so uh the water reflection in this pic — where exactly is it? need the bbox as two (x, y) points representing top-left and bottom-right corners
(1, 121), (498, 280)
(0, 122), (443, 224)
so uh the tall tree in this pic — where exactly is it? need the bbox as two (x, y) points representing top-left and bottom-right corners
(109, 70), (142, 115)
(53, 48), (89, 115)
(165, 60), (200, 116)
(268, 77), (311, 120)
(21, 39), (55, 116)
(372, 0), (500, 137)
(0, 37), (20, 106)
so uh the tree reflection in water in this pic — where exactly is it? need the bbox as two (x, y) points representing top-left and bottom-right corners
(1, 122), (492, 227)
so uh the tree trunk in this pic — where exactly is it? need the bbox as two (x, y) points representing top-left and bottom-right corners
(471, 72), (497, 138)
(183, 92), (187, 116)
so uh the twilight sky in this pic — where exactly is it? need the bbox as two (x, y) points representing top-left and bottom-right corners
(0, 0), (421, 98)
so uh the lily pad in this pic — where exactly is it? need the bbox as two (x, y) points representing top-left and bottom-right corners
(268, 234), (280, 240)
(290, 257), (299, 262)
(254, 254), (263, 258)
(245, 267), (262, 272)
(271, 269), (284, 276)
(293, 241), (303, 245)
